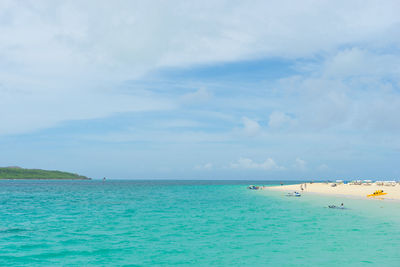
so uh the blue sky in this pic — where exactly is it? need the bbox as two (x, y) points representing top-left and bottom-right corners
(1, 1), (400, 179)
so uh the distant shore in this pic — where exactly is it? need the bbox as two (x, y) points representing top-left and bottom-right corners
(0, 167), (91, 180)
(266, 182), (400, 201)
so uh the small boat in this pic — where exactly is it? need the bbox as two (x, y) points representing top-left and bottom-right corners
(328, 205), (346, 210)
(286, 191), (301, 197)
(247, 185), (259, 190)
(367, 190), (387, 197)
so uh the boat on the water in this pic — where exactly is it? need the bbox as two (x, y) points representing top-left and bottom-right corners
(367, 190), (387, 197)
(247, 185), (260, 190)
(286, 191), (301, 197)
(328, 203), (346, 209)
(328, 205), (346, 209)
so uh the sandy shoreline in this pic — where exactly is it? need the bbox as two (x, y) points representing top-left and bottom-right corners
(266, 182), (400, 201)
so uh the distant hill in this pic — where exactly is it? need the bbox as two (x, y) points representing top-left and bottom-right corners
(0, 167), (91, 180)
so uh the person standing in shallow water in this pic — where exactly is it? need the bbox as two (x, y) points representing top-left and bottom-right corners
(103, 177), (106, 182)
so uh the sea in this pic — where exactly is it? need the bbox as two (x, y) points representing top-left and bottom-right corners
(1, 180), (400, 266)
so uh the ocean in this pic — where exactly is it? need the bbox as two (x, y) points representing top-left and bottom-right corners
(1, 180), (400, 266)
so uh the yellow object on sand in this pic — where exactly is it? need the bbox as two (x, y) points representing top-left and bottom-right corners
(367, 190), (387, 197)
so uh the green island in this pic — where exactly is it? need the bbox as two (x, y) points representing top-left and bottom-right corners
(0, 167), (91, 180)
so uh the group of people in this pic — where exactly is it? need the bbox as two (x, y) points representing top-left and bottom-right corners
(328, 203), (345, 209)
(300, 183), (307, 191)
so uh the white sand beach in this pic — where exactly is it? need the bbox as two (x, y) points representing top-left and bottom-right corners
(267, 182), (400, 200)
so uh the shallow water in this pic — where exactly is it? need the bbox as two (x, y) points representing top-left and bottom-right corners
(0, 180), (399, 266)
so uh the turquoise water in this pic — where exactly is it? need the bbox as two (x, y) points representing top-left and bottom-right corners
(1, 180), (400, 266)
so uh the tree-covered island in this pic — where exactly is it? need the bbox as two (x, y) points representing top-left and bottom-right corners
(0, 167), (91, 180)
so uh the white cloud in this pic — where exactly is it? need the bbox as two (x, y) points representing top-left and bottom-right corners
(242, 117), (261, 136)
(0, 88), (175, 135)
(1, 1), (399, 72)
(230, 157), (283, 170)
(276, 49), (400, 132)
(293, 158), (307, 170)
(180, 88), (212, 104)
(268, 111), (294, 129)
(157, 119), (203, 129)
(323, 48), (400, 78)
(1, 0), (400, 135)
(318, 164), (329, 171)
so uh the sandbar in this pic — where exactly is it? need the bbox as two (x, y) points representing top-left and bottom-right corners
(266, 182), (400, 201)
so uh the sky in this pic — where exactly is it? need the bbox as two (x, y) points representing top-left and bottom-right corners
(1, 0), (400, 180)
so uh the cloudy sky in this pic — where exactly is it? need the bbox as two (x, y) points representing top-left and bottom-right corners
(1, 0), (400, 179)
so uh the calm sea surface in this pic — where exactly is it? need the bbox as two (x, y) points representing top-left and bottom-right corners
(1, 180), (400, 266)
